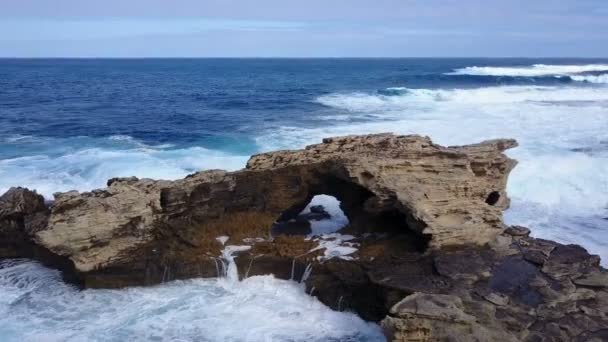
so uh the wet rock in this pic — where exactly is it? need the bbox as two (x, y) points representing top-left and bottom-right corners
(10, 134), (516, 279)
(542, 244), (601, 281)
(309, 205), (326, 214)
(505, 225), (531, 236)
(295, 209), (330, 222)
(434, 248), (493, 283)
(488, 256), (543, 307)
(2, 134), (607, 340)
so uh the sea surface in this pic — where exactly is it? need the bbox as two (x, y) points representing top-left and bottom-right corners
(1, 58), (607, 341)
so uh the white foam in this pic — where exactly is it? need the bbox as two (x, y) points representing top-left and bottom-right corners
(449, 64), (608, 77)
(0, 259), (384, 342)
(107, 134), (137, 142)
(3, 135), (36, 143)
(311, 234), (358, 261)
(316, 86), (608, 113)
(0, 146), (249, 199)
(215, 236), (229, 246)
(220, 245), (252, 281)
(261, 84), (608, 264)
(570, 74), (608, 84)
(107, 134), (175, 149)
(300, 195), (350, 236)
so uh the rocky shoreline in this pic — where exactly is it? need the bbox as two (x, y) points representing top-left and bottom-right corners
(1, 133), (606, 341)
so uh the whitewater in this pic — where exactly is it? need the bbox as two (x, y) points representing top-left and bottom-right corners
(1, 59), (607, 341)
(307, 83), (608, 263)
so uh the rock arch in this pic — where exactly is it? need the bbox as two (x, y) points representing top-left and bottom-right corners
(4, 133), (518, 286)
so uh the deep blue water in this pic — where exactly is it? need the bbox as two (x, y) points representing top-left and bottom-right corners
(1, 58), (605, 156)
(0, 58), (608, 249)
(1, 58), (608, 341)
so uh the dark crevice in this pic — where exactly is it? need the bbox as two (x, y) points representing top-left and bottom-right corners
(486, 191), (501, 206)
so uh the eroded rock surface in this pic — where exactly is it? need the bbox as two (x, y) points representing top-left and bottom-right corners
(1, 133), (606, 341)
(29, 134), (517, 278)
(0, 187), (48, 256)
(380, 231), (608, 341)
(0, 187), (77, 282)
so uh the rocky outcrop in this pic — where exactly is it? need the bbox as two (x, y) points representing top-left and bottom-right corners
(30, 133), (517, 279)
(0, 187), (48, 257)
(379, 229), (608, 341)
(0, 187), (78, 282)
(1, 133), (606, 341)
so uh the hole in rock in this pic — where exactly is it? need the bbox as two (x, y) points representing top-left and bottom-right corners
(271, 194), (349, 237)
(485, 191), (501, 206)
(360, 171), (374, 180)
(270, 175), (429, 249)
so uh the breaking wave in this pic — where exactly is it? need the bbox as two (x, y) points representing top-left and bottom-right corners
(448, 64), (608, 77)
(0, 259), (383, 342)
(0, 136), (248, 198)
(570, 74), (608, 84)
(316, 86), (608, 113)
(265, 84), (608, 263)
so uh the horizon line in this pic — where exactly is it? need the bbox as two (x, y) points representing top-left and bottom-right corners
(1, 56), (608, 59)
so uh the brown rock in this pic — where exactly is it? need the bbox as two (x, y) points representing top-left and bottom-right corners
(0, 187), (49, 255)
(382, 293), (520, 342)
(542, 244), (601, 281)
(29, 134), (517, 277)
(573, 272), (608, 288)
(505, 225), (531, 236)
(3, 133), (607, 341)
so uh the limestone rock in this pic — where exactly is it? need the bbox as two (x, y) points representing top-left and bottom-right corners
(0, 187), (49, 256)
(2, 134), (607, 341)
(389, 293), (476, 323)
(248, 134), (518, 248)
(0, 187), (47, 219)
(505, 225), (531, 236)
(29, 134), (517, 275)
(382, 293), (519, 342)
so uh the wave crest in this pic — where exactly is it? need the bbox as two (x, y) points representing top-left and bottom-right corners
(448, 64), (608, 77)
(570, 74), (608, 84)
(316, 86), (608, 112)
(0, 146), (248, 198)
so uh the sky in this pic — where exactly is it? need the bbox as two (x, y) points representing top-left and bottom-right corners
(1, 0), (607, 57)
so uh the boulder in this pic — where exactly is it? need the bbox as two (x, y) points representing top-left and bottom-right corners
(0, 187), (49, 257)
(381, 293), (519, 342)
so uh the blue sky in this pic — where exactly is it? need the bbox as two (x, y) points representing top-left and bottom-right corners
(1, 0), (607, 57)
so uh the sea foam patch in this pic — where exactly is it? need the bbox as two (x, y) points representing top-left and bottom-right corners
(0, 259), (384, 342)
(570, 74), (608, 84)
(261, 84), (608, 264)
(0, 140), (248, 199)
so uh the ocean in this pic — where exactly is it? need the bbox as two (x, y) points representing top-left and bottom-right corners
(1, 58), (607, 341)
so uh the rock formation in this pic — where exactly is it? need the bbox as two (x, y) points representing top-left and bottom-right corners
(0, 187), (48, 257)
(33, 134), (517, 276)
(1, 133), (606, 341)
